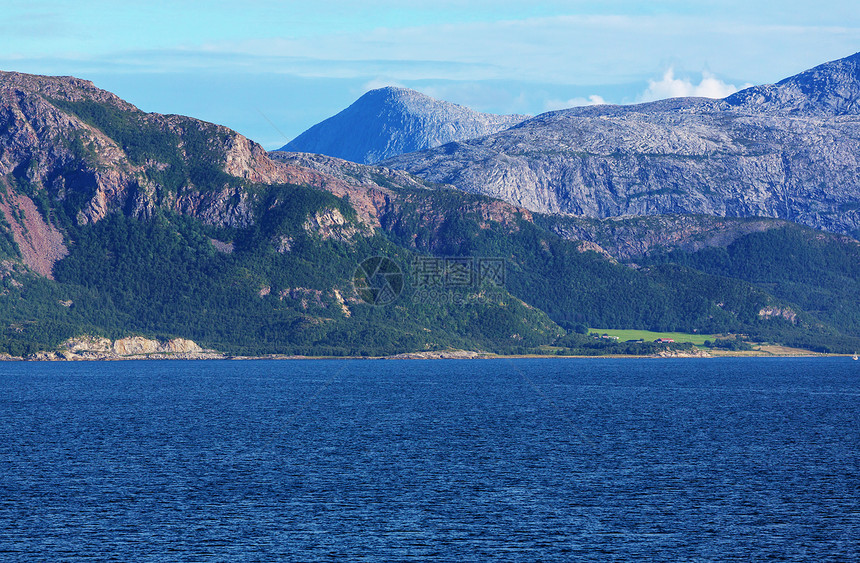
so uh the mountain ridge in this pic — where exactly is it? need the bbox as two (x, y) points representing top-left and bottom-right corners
(382, 52), (860, 236)
(724, 51), (860, 116)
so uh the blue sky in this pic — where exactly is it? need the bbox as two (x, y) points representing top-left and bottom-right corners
(3, 1), (859, 148)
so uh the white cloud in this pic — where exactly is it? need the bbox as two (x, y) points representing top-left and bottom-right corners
(544, 95), (607, 112)
(638, 68), (752, 102)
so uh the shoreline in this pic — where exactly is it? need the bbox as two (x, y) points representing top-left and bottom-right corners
(4, 335), (850, 362)
(2, 349), (852, 362)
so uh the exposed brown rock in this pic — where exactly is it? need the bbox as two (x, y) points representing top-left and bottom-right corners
(0, 181), (67, 278)
(37, 335), (221, 360)
(332, 289), (351, 318)
(210, 238), (234, 253)
(576, 240), (617, 263)
(758, 306), (798, 324)
(304, 207), (366, 241)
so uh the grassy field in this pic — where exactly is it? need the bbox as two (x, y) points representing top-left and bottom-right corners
(590, 328), (717, 345)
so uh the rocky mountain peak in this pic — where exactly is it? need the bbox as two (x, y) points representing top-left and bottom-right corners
(279, 86), (527, 164)
(0, 70), (135, 110)
(724, 51), (860, 116)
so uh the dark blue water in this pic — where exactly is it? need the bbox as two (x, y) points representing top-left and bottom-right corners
(1, 358), (858, 561)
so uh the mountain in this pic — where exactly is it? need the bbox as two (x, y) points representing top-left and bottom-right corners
(2, 70), (860, 357)
(279, 86), (527, 164)
(383, 53), (860, 237)
(0, 71), (561, 356)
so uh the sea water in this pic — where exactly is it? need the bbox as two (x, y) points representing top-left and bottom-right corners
(1, 358), (858, 561)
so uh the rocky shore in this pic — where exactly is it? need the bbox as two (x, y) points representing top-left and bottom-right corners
(383, 350), (490, 360)
(21, 336), (224, 361)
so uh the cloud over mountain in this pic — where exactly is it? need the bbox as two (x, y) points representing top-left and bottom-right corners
(638, 69), (752, 102)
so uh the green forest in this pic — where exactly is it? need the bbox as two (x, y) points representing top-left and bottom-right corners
(4, 180), (860, 357)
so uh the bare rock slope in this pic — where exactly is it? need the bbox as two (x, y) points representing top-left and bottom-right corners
(384, 53), (860, 235)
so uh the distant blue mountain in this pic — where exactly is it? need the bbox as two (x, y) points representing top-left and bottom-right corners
(279, 86), (526, 164)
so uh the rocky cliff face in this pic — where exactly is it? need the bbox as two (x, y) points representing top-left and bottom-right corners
(384, 53), (860, 236)
(29, 335), (222, 360)
(280, 87), (527, 164)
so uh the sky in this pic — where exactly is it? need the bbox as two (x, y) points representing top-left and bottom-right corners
(2, 1), (859, 149)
